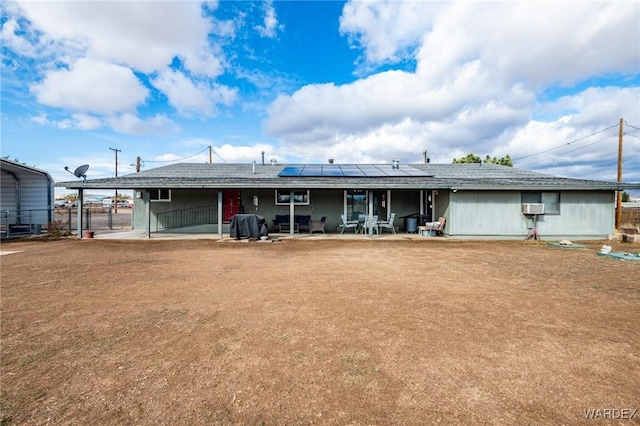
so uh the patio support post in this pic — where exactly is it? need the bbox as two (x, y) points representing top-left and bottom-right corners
(76, 189), (84, 238)
(289, 190), (295, 237)
(217, 191), (223, 238)
(387, 190), (391, 220)
(145, 190), (151, 238)
(368, 190), (374, 237)
(420, 191), (424, 215)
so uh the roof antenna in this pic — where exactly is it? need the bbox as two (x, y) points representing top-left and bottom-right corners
(65, 164), (89, 182)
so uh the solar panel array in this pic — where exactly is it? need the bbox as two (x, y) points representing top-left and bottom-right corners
(278, 164), (433, 178)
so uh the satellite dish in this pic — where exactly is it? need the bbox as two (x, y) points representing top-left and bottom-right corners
(64, 164), (89, 181)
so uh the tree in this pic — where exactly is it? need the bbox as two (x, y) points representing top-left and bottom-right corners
(622, 191), (630, 202)
(452, 153), (481, 164)
(453, 153), (512, 167)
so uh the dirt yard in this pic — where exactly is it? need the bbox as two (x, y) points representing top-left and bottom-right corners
(1, 238), (639, 425)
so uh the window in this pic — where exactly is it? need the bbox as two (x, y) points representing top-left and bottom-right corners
(522, 191), (560, 214)
(275, 190), (310, 205)
(346, 190), (367, 221)
(149, 189), (171, 202)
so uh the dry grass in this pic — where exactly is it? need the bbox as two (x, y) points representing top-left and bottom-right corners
(1, 238), (639, 425)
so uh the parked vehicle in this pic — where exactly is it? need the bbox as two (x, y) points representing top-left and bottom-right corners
(102, 198), (132, 208)
(54, 200), (77, 208)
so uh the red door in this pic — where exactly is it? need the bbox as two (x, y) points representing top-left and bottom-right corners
(223, 190), (241, 222)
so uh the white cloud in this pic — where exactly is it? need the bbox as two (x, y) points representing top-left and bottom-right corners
(339, 1), (440, 65)
(30, 58), (149, 115)
(151, 69), (238, 116)
(29, 112), (102, 130)
(14, 1), (225, 77)
(0, 17), (37, 57)
(106, 113), (179, 136)
(414, 2), (639, 89)
(255, 0), (281, 38)
(264, 0), (639, 182)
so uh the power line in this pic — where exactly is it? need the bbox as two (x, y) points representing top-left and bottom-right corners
(143, 146), (210, 163)
(512, 123), (619, 162)
(624, 120), (640, 131)
(518, 134), (617, 168)
(212, 150), (227, 163)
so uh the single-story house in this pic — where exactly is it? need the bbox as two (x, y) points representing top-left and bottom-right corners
(56, 161), (640, 240)
(1, 158), (54, 237)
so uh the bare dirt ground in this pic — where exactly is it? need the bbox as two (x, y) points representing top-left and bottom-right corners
(1, 238), (639, 425)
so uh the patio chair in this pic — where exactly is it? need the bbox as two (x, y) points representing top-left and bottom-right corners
(378, 212), (397, 234)
(310, 216), (327, 234)
(339, 214), (359, 234)
(360, 215), (379, 235)
(424, 216), (446, 236)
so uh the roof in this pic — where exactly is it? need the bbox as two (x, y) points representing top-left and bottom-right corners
(55, 162), (640, 191)
(1, 158), (54, 182)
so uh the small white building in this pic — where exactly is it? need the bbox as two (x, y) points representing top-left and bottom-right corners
(1, 158), (54, 236)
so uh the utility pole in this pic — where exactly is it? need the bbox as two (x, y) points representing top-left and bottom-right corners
(136, 156), (141, 173)
(209, 145), (213, 164)
(615, 118), (624, 231)
(109, 147), (121, 213)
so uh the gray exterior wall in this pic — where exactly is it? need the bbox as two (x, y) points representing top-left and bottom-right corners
(132, 186), (616, 240)
(133, 188), (427, 233)
(1, 161), (53, 226)
(446, 190), (615, 239)
(132, 188), (218, 230)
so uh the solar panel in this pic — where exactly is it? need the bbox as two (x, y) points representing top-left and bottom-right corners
(278, 164), (433, 177)
(376, 164), (406, 176)
(278, 166), (304, 177)
(340, 165), (366, 176)
(322, 165), (344, 176)
(302, 165), (323, 175)
(358, 165), (386, 177)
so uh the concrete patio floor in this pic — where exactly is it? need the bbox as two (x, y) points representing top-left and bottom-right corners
(88, 224), (432, 241)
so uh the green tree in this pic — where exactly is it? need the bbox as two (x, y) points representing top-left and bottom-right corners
(622, 191), (630, 202)
(452, 153), (481, 164)
(453, 153), (512, 167)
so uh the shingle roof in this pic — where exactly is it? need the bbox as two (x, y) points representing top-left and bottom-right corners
(55, 162), (639, 191)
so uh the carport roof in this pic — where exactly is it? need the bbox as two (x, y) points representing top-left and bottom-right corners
(55, 162), (639, 191)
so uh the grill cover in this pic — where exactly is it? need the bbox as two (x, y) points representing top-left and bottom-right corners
(230, 214), (267, 239)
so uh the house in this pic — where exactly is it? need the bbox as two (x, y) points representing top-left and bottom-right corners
(56, 161), (640, 240)
(1, 158), (55, 237)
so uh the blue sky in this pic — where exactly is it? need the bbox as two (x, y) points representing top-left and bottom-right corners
(1, 0), (639, 196)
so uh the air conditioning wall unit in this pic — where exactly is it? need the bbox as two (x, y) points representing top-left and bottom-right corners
(522, 203), (545, 215)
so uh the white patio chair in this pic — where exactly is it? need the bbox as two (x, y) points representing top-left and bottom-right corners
(361, 215), (379, 234)
(378, 212), (397, 234)
(339, 214), (359, 234)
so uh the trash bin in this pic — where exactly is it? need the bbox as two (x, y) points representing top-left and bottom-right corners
(406, 217), (418, 233)
(31, 224), (42, 235)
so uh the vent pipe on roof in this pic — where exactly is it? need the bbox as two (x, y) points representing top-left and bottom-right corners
(270, 158), (277, 166)
(328, 158), (334, 164)
(261, 151), (265, 166)
(392, 159), (400, 169)
(423, 150), (430, 164)
(253, 160), (256, 174)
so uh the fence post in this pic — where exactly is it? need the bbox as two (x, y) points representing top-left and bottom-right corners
(68, 208), (72, 232)
(108, 206), (113, 230)
(4, 210), (8, 239)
